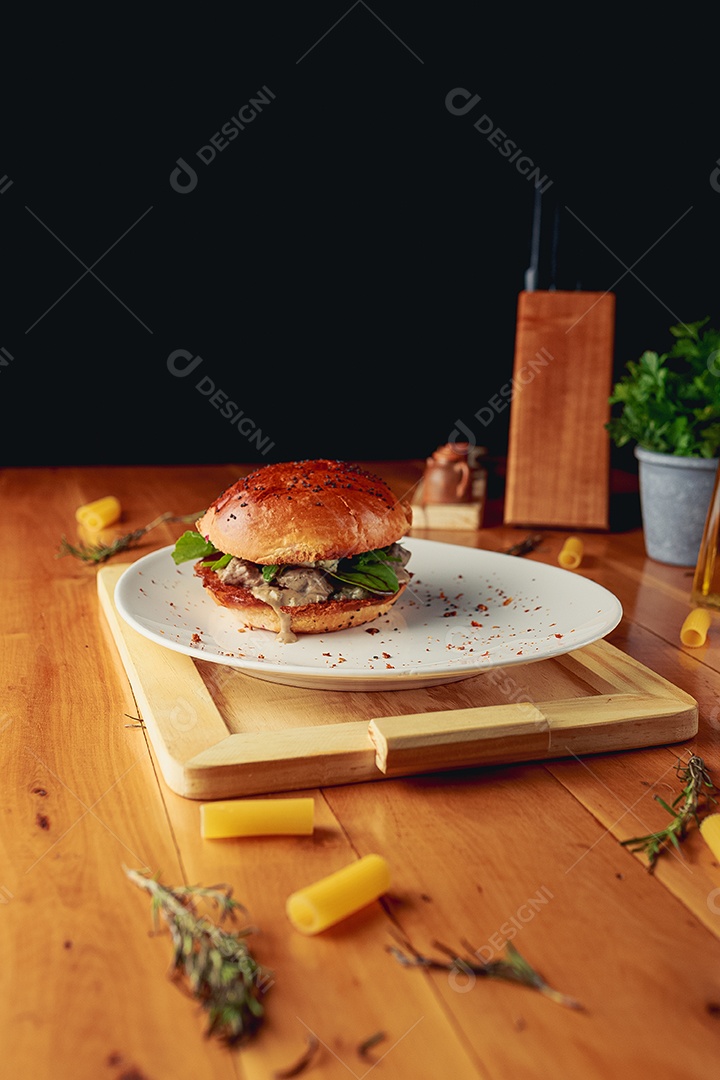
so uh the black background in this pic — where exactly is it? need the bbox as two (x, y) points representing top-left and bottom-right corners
(3, 4), (718, 470)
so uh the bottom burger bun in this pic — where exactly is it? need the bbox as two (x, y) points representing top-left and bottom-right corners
(195, 563), (408, 636)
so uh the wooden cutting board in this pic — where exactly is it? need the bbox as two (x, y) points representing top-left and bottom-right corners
(97, 564), (696, 800)
(504, 289), (616, 529)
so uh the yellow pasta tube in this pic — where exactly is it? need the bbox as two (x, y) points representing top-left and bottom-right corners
(75, 495), (121, 531)
(200, 797), (314, 838)
(680, 608), (711, 648)
(699, 813), (720, 861)
(558, 536), (584, 569)
(286, 854), (391, 935)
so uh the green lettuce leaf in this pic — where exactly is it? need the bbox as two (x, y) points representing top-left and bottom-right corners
(171, 530), (219, 565)
(201, 553), (233, 571)
(328, 548), (401, 595)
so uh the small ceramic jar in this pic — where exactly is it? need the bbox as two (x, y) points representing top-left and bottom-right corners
(422, 443), (473, 504)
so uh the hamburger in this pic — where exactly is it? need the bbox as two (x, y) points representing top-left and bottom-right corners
(171, 459), (413, 642)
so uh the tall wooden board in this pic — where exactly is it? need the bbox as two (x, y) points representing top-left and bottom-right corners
(504, 290), (616, 529)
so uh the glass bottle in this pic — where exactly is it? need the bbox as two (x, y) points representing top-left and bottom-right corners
(691, 459), (720, 609)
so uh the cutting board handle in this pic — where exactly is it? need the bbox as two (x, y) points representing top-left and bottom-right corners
(368, 692), (697, 776)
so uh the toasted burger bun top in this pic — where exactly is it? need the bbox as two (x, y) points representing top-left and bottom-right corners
(196, 459), (412, 564)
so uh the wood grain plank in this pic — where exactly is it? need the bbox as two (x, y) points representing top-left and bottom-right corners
(98, 564), (231, 791)
(322, 767), (720, 1080)
(543, 623), (720, 938)
(546, 745), (720, 939)
(150, 779), (487, 1080)
(5, 463), (720, 1080)
(0, 580), (238, 1080)
(504, 290), (616, 529)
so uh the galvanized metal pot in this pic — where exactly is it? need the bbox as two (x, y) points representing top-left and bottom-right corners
(634, 447), (719, 567)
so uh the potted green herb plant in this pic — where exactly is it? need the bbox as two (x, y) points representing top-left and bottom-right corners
(606, 317), (720, 566)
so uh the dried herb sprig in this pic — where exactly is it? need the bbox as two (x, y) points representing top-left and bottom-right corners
(357, 1030), (387, 1061)
(504, 533), (544, 557)
(125, 867), (272, 1046)
(388, 933), (581, 1009)
(273, 1033), (321, 1078)
(57, 510), (204, 564)
(621, 754), (717, 872)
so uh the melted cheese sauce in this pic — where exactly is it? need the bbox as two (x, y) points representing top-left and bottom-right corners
(248, 583), (299, 643)
(216, 544), (412, 644)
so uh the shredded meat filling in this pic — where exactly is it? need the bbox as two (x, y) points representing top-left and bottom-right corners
(216, 543), (411, 607)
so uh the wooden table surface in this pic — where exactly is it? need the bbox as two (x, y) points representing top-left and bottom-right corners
(2, 461), (720, 1080)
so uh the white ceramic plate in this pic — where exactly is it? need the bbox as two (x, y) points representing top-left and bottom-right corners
(113, 537), (623, 691)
